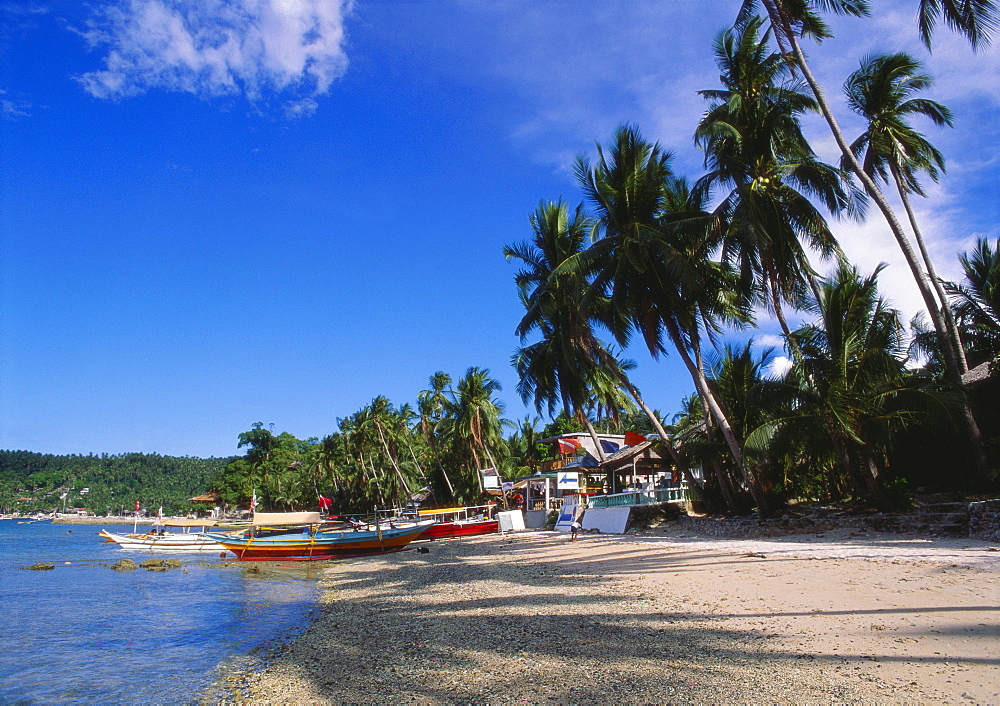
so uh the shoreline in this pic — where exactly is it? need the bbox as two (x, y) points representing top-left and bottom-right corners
(231, 528), (1000, 703)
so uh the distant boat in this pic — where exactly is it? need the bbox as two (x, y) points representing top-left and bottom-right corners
(201, 512), (432, 561)
(413, 506), (499, 540)
(99, 518), (225, 551)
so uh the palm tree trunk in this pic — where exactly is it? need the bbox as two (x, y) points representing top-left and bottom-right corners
(665, 318), (769, 513)
(375, 421), (411, 502)
(766, 7), (990, 483)
(577, 409), (606, 462)
(424, 430), (456, 497)
(891, 164), (968, 373)
(592, 345), (685, 466)
(470, 446), (484, 493)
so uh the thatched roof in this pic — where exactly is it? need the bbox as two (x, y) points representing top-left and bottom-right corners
(188, 491), (220, 503)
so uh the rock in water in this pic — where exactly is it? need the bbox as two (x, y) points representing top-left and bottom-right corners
(22, 562), (55, 571)
(111, 558), (139, 572)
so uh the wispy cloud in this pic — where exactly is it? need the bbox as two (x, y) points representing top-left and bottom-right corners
(0, 89), (32, 119)
(75, 0), (353, 111)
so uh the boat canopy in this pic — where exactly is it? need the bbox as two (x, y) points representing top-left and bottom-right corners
(252, 511), (322, 526)
(417, 507), (467, 516)
(158, 518), (218, 527)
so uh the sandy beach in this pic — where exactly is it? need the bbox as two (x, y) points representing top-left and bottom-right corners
(235, 528), (1000, 703)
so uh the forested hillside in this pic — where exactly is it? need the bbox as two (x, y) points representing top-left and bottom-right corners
(0, 451), (234, 516)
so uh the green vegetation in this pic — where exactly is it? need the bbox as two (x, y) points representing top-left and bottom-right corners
(0, 451), (232, 515)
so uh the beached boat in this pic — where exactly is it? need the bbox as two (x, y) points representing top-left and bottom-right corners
(201, 512), (432, 561)
(414, 506), (499, 540)
(99, 518), (225, 551)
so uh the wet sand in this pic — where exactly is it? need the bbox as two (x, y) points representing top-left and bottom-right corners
(235, 528), (1000, 703)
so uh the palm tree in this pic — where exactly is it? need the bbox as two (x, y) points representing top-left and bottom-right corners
(915, 0), (998, 50)
(441, 367), (508, 495)
(947, 237), (1000, 365)
(844, 52), (965, 371)
(575, 125), (768, 511)
(506, 200), (678, 461)
(417, 372), (456, 497)
(780, 263), (936, 504)
(696, 16), (859, 348)
(506, 201), (607, 458)
(738, 0), (991, 480)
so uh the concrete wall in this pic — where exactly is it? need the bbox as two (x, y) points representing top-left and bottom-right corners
(581, 506), (631, 534)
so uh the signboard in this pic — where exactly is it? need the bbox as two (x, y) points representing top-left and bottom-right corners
(557, 471), (579, 490)
(554, 503), (578, 532)
(501, 481), (513, 492)
(481, 468), (500, 489)
(498, 510), (525, 532)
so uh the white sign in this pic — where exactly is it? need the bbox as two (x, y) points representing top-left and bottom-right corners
(554, 503), (578, 532)
(557, 471), (579, 490)
(498, 510), (525, 532)
(501, 481), (513, 492)
(481, 468), (500, 489)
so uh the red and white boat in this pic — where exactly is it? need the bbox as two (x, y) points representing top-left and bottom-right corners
(414, 506), (499, 539)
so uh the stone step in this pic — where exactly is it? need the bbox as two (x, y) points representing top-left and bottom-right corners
(916, 502), (970, 515)
(917, 511), (969, 524)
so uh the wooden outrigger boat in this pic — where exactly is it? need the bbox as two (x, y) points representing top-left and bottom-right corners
(201, 512), (432, 561)
(413, 506), (499, 540)
(99, 518), (225, 551)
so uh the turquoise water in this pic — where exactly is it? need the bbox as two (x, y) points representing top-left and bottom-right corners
(0, 520), (321, 704)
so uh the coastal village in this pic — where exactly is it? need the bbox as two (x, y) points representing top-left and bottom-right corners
(3, 0), (1000, 703)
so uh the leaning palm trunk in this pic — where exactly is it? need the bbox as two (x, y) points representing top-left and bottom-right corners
(375, 422), (411, 500)
(891, 163), (967, 374)
(665, 318), (769, 513)
(591, 346), (686, 466)
(763, 5), (990, 482)
(578, 410), (607, 462)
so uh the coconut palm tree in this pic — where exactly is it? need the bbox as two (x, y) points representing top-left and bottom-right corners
(947, 237), (1000, 365)
(696, 16), (859, 348)
(843, 52), (965, 370)
(506, 201), (607, 457)
(440, 367), (508, 495)
(915, 0), (998, 49)
(506, 200), (679, 461)
(574, 125), (768, 511)
(417, 372), (457, 497)
(779, 263), (934, 504)
(738, 0), (991, 480)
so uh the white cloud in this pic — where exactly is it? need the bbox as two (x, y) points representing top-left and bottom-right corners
(755, 334), (787, 350)
(75, 0), (353, 106)
(0, 89), (32, 119)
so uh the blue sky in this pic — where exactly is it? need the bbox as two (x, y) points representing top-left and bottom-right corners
(1, 0), (997, 458)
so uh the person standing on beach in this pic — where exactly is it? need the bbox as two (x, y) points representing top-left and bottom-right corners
(571, 517), (581, 541)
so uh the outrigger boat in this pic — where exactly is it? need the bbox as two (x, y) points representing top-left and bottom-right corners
(99, 518), (225, 551)
(413, 506), (499, 540)
(201, 511), (432, 561)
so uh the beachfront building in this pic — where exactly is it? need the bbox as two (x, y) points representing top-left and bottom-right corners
(514, 432), (693, 529)
(513, 432), (697, 532)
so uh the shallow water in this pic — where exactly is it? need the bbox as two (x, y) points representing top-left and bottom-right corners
(0, 520), (321, 704)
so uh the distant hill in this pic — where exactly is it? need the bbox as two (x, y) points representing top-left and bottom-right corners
(0, 450), (235, 515)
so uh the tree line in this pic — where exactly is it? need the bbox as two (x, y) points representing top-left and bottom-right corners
(0, 451), (231, 515)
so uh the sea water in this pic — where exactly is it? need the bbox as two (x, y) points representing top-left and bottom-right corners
(0, 520), (321, 704)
